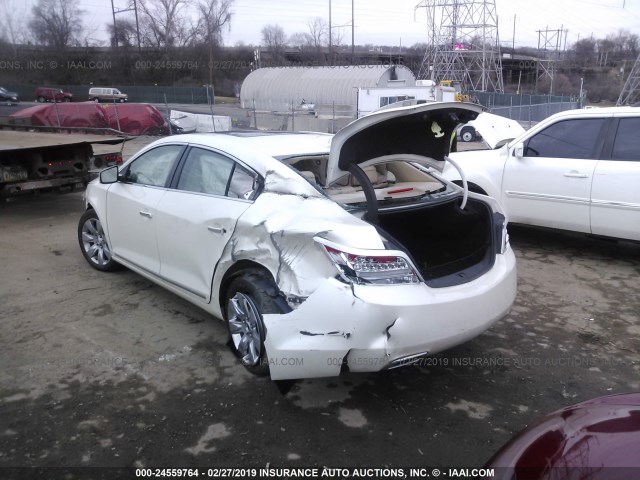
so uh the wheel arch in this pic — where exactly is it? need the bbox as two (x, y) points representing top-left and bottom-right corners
(217, 260), (281, 316)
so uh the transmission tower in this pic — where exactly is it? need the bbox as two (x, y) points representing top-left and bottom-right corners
(617, 53), (640, 106)
(415, 0), (504, 93)
(536, 26), (565, 94)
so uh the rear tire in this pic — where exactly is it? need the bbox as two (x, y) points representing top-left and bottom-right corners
(224, 271), (286, 376)
(37, 96), (45, 102)
(78, 210), (121, 272)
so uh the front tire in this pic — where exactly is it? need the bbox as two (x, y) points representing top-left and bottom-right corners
(224, 271), (286, 376)
(78, 210), (120, 272)
(460, 126), (476, 142)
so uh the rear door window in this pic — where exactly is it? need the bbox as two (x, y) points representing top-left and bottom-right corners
(177, 147), (258, 199)
(611, 118), (640, 161)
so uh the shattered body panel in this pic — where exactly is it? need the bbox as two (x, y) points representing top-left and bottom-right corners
(211, 182), (382, 316)
(263, 251), (516, 380)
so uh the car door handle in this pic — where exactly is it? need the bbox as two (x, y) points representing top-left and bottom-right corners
(139, 210), (153, 218)
(208, 226), (226, 234)
(563, 172), (589, 178)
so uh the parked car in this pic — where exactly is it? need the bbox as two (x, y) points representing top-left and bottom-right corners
(10, 103), (168, 135)
(458, 122), (480, 142)
(442, 107), (640, 241)
(78, 102), (517, 381)
(35, 87), (73, 103)
(0, 86), (18, 104)
(88, 87), (128, 103)
(487, 393), (640, 478)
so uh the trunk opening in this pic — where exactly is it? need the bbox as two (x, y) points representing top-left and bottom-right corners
(377, 197), (496, 288)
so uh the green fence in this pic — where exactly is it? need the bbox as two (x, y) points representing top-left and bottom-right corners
(4, 84), (214, 104)
(470, 91), (583, 109)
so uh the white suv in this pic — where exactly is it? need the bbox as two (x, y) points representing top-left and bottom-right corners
(443, 107), (640, 242)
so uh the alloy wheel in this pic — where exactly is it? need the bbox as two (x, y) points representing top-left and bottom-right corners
(227, 293), (264, 367)
(81, 217), (112, 267)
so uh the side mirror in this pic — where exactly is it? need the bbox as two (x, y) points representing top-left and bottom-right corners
(99, 166), (119, 184)
(513, 142), (524, 159)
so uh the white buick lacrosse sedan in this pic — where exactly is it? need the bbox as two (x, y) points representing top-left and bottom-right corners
(78, 102), (516, 380)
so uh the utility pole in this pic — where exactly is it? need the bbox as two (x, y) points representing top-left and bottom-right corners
(351, 0), (355, 64)
(512, 15), (516, 54)
(110, 0), (142, 51)
(329, 0), (332, 63)
(111, 0), (118, 47)
(134, 0), (141, 52)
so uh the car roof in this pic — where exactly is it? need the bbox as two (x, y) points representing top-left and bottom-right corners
(554, 106), (639, 117)
(151, 131), (334, 159)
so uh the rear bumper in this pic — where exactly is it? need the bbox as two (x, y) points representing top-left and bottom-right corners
(1, 176), (88, 196)
(263, 247), (517, 380)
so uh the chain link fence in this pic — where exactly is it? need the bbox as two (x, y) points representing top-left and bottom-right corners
(4, 84), (215, 104)
(470, 91), (582, 127)
(246, 102), (356, 133)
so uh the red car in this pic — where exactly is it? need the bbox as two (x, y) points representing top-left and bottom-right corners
(487, 393), (640, 479)
(10, 103), (169, 136)
(101, 103), (169, 135)
(35, 87), (73, 103)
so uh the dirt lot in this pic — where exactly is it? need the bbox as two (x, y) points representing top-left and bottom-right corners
(0, 191), (639, 473)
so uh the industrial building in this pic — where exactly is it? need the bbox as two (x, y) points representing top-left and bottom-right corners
(240, 65), (416, 111)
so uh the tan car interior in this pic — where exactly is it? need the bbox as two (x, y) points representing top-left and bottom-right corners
(287, 156), (444, 204)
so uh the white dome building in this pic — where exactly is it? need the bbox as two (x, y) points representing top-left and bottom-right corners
(240, 65), (416, 111)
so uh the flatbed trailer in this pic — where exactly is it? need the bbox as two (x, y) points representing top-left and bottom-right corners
(0, 131), (125, 197)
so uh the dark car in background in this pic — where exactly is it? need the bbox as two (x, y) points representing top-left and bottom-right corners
(35, 87), (73, 103)
(0, 86), (19, 104)
(487, 393), (640, 479)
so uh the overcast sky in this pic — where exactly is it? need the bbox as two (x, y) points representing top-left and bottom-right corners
(17, 0), (640, 50)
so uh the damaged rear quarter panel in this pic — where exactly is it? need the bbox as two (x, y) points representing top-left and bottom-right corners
(211, 167), (384, 317)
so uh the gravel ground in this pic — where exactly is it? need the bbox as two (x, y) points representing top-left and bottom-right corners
(1, 190), (638, 474)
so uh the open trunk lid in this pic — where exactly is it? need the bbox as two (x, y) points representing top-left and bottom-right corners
(326, 101), (483, 184)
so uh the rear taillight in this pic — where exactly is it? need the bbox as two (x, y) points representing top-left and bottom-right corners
(104, 154), (123, 165)
(318, 242), (420, 285)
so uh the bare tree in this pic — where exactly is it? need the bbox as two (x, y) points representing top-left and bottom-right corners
(138, 0), (191, 49)
(28, 0), (84, 50)
(193, 0), (234, 87)
(0, 0), (30, 55)
(306, 17), (328, 51)
(288, 32), (310, 48)
(261, 24), (286, 65)
(572, 39), (597, 67)
(193, 0), (234, 46)
(107, 19), (138, 48)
